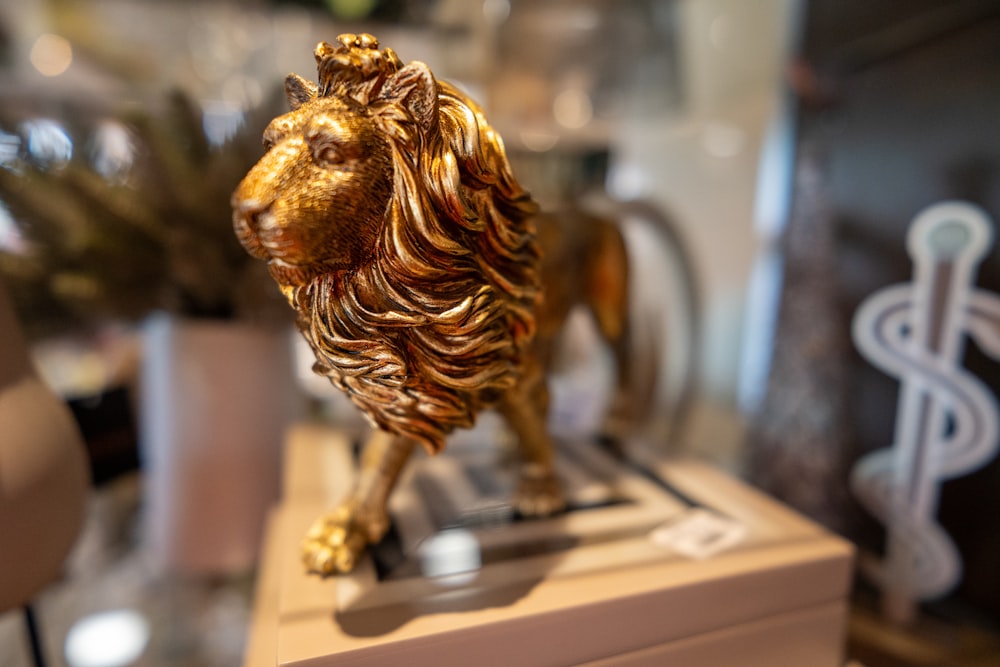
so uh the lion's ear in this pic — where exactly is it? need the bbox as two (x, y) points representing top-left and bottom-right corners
(285, 73), (317, 111)
(377, 62), (437, 133)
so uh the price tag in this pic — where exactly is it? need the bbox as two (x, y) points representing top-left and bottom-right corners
(650, 508), (747, 560)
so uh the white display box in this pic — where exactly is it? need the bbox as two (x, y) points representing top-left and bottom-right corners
(245, 424), (854, 667)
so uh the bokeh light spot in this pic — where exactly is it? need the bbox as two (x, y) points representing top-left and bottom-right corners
(30, 33), (73, 77)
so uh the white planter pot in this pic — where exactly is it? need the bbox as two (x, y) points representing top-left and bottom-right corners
(140, 313), (300, 575)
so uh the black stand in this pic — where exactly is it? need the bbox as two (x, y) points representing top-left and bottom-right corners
(23, 605), (47, 667)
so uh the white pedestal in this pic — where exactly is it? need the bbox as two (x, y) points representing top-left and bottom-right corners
(245, 424), (854, 667)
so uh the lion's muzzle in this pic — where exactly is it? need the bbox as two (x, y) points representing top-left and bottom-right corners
(231, 196), (272, 261)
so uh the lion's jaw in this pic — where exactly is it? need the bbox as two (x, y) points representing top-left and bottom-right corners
(231, 96), (394, 291)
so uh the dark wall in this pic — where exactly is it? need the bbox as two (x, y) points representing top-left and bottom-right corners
(796, 0), (1000, 618)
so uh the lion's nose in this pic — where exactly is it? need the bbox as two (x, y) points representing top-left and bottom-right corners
(232, 197), (268, 229)
(232, 196), (272, 260)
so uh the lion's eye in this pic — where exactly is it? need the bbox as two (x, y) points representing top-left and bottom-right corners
(305, 115), (366, 168)
(312, 140), (345, 166)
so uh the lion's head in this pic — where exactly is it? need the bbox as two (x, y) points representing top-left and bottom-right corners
(232, 34), (540, 453)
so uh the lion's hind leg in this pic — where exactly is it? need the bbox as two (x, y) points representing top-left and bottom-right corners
(582, 218), (636, 445)
(497, 361), (565, 518)
(301, 430), (415, 575)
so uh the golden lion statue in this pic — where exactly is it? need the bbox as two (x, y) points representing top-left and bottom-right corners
(232, 34), (635, 575)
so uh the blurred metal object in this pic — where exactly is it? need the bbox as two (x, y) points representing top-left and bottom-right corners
(232, 34), (640, 575)
(486, 0), (681, 153)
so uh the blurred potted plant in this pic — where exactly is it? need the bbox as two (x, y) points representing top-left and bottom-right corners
(0, 91), (287, 328)
(0, 91), (300, 574)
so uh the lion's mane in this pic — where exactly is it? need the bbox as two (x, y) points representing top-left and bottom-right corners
(292, 41), (541, 453)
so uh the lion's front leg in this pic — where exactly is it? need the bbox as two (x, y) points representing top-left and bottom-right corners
(498, 361), (566, 518)
(301, 430), (415, 575)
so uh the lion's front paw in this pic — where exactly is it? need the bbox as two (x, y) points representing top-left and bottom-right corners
(300, 504), (386, 576)
(514, 464), (565, 518)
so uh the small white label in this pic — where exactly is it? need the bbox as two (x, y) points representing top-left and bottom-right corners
(650, 508), (747, 560)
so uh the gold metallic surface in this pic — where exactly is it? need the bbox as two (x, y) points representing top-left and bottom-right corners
(232, 34), (631, 575)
